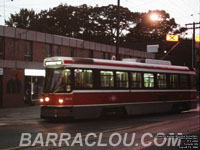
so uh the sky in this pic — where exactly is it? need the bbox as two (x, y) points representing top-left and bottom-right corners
(0, 0), (199, 38)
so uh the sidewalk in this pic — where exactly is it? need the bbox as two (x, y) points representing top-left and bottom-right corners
(0, 105), (41, 121)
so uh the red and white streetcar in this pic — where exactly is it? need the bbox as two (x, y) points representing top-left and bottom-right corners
(40, 57), (197, 119)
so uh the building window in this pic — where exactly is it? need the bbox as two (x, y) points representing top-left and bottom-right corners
(180, 75), (189, 89)
(0, 37), (5, 60)
(102, 52), (106, 59)
(46, 44), (52, 57)
(116, 71), (129, 88)
(52, 45), (61, 56)
(157, 73), (167, 88)
(102, 52), (111, 60)
(24, 41), (32, 61)
(89, 50), (93, 58)
(55, 46), (61, 56)
(169, 74), (179, 88)
(100, 71), (114, 88)
(144, 73), (154, 88)
(74, 69), (93, 89)
(131, 72), (142, 88)
(71, 48), (77, 57)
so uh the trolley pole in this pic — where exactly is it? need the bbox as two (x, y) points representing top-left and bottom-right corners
(116, 0), (120, 60)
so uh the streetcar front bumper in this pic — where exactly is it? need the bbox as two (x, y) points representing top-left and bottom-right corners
(40, 106), (73, 119)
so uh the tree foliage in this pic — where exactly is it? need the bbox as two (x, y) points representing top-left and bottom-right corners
(5, 9), (38, 29)
(5, 4), (185, 48)
(77, 5), (140, 44)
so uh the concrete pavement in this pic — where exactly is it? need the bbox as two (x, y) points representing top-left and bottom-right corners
(0, 105), (40, 122)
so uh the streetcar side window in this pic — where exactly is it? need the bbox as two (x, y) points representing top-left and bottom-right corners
(169, 74), (179, 88)
(116, 71), (129, 88)
(157, 73), (167, 88)
(144, 73), (154, 88)
(100, 71), (114, 88)
(130, 72), (142, 88)
(74, 69), (93, 89)
(180, 75), (189, 89)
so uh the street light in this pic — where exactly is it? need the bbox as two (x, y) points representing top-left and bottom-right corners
(150, 13), (159, 21)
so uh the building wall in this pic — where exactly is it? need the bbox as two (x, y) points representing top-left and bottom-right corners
(94, 51), (103, 59)
(77, 48), (89, 58)
(2, 68), (24, 107)
(15, 40), (26, 61)
(60, 46), (71, 57)
(33, 42), (45, 62)
(5, 38), (15, 60)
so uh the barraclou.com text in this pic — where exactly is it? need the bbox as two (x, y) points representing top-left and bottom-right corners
(19, 132), (182, 147)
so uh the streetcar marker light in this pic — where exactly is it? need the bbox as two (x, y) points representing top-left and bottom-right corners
(45, 97), (50, 102)
(59, 99), (64, 104)
(40, 98), (44, 102)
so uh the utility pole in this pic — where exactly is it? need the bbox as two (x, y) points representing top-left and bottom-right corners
(185, 22), (200, 69)
(116, 0), (120, 60)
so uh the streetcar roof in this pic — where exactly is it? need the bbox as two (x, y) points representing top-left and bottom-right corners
(44, 57), (194, 74)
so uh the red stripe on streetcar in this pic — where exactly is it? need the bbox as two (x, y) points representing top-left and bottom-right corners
(64, 60), (73, 64)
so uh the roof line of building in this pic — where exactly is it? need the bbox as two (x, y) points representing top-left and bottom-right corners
(0, 25), (155, 59)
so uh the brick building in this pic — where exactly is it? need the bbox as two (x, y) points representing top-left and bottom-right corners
(0, 26), (155, 108)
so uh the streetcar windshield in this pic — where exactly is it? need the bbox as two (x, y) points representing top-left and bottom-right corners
(43, 68), (72, 93)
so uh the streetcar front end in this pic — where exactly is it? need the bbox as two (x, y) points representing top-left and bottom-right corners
(40, 57), (74, 119)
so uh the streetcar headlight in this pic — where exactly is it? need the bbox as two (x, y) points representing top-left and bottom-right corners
(58, 99), (64, 104)
(45, 97), (50, 102)
(40, 98), (44, 103)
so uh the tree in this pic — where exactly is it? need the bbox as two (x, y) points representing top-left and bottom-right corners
(33, 4), (87, 36)
(5, 9), (38, 29)
(78, 5), (140, 44)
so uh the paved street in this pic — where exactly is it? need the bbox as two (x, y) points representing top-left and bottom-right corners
(0, 104), (199, 150)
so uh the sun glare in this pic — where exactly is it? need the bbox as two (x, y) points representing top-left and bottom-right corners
(150, 13), (159, 21)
